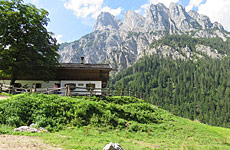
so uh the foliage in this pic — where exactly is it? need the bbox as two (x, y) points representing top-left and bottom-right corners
(0, 0), (59, 84)
(0, 94), (174, 132)
(108, 54), (230, 128)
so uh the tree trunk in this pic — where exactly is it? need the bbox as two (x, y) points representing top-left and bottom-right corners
(9, 77), (16, 94)
(10, 75), (17, 86)
(10, 79), (16, 86)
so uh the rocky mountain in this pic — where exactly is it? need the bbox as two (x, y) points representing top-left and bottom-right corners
(93, 12), (122, 31)
(59, 2), (230, 71)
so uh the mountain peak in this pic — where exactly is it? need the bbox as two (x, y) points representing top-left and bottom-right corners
(212, 22), (224, 30)
(169, 2), (200, 31)
(93, 12), (122, 32)
(59, 3), (230, 72)
(188, 10), (212, 29)
(144, 2), (170, 32)
(149, 2), (168, 12)
(120, 11), (145, 32)
(93, 3), (225, 33)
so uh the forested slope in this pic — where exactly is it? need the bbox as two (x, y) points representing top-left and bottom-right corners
(108, 54), (230, 127)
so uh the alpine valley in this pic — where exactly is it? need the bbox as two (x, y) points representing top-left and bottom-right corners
(59, 3), (230, 128)
(2, 1), (230, 150)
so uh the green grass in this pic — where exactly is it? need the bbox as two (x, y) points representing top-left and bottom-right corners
(1, 119), (230, 149)
(0, 94), (230, 149)
(40, 119), (230, 150)
(0, 92), (11, 96)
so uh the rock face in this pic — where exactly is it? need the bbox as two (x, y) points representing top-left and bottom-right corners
(120, 11), (145, 32)
(188, 10), (212, 29)
(59, 3), (230, 72)
(169, 3), (200, 32)
(103, 142), (123, 150)
(144, 3), (170, 32)
(196, 44), (222, 58)
(93, 12), (122, 31)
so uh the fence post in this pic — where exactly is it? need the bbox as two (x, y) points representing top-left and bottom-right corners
(8, 86), (12, 94)
(66, 85), (70, 96)
(65, 86), (67, 96)
(34, 84), (36, 93)
(89, 87), (93, 96)
(108, 88), (110, 96)
(120, 88), (124, 97)
(8, 86), (10, 94)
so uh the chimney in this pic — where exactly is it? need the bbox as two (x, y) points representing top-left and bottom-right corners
(81, 56), (84, 64)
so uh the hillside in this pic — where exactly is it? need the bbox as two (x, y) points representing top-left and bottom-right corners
(108, 53), (230, 128)
(58, 3), (230, 72)
(0, 94), (230, 149)
(149, 34), (230, 59)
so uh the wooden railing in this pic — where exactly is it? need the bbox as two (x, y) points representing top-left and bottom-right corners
(0, 84), (67, 96)
(69, 87), (143, 98)
(0, 85), (144, 98)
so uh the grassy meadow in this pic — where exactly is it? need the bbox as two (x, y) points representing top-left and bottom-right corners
(0, 93), (230, 149)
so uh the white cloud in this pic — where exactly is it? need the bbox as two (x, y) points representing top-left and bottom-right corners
(55, 35), (63, 44)
(101, 7), (122, 17)
(32, 0), (38, 4)
(185, 0), (203, 11)
(64, 0), (122, 19)
(149, 0), (179, 7)
(135, 4), (149, 14)
(198, 0), (230, 30)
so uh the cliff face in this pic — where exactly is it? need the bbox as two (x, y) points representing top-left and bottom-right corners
(59, 3), (230, 71)
(93, 12), (122, 31)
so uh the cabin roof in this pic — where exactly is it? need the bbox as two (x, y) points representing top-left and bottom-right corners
(59, 63), (112, 70)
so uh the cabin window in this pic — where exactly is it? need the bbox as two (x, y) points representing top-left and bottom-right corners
(35, 83), (41, 88)
(78, 83), (84, 86)
(55, 83), (60, 88)
(14, 83), (22, 88)
(65, 83), (76, 89)
(86, 83), (96, 90)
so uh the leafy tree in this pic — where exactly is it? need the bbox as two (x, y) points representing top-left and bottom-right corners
(0, 0), (59, 85)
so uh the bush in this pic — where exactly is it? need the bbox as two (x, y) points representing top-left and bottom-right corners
(0, 93), (174, 132)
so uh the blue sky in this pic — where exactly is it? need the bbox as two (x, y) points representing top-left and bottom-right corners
(23, 0), (230, 43)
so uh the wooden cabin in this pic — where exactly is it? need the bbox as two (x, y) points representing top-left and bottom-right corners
(0, 58), (113, 95)
(57, 63), (112, 88)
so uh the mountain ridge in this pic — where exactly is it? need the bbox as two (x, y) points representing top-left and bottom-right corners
(59, 2), (230, 71)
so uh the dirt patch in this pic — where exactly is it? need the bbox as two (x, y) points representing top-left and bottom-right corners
(0, 135), (62, 150)
(132, 140), (160, 148)
(0, 96), (10, 100)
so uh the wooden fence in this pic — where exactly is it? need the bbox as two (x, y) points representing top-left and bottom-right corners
(0, 85), (143, 98)
(0, 84), (67, 96)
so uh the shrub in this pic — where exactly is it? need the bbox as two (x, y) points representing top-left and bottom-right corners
(0, 94), (174, 132)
